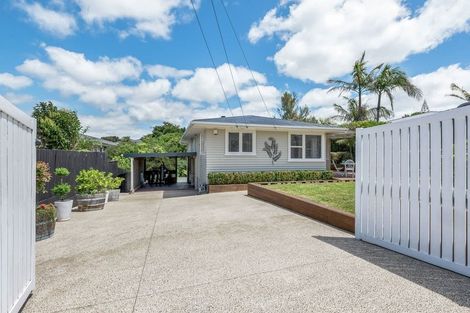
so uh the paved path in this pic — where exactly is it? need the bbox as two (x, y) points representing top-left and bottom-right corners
(23, 191), (470, 313)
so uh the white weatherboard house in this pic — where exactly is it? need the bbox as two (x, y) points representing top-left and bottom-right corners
(181, 115), (349, 188)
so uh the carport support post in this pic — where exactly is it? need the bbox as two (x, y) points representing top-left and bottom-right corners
(129, 157), (134, 193)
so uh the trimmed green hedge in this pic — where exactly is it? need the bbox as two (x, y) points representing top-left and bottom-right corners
(208, 170), (333, 185)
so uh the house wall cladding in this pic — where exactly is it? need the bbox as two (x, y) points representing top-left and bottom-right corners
(37, 149), (125, 203)
(0, 96), (36, 313)
(355, 105), (470, 277)
(204, 129), (327, 174)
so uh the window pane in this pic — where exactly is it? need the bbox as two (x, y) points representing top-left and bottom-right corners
(305, 135), (321, 158)
(228, 132), (239, 152)
(291, 134), (302, 146)
(291, 147), (302, 159)
(242, 133), (253, 152)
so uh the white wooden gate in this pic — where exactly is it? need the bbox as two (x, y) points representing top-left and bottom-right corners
(0, 96), (36, 313)
(355, 105), (470, 277)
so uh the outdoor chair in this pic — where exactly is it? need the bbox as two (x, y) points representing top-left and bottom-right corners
(343, 159), (355, 178)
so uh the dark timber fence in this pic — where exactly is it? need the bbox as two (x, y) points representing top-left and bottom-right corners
(37, 149), (126, 204)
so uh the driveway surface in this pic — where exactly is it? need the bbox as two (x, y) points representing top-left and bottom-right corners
(22, 191), (470, 313)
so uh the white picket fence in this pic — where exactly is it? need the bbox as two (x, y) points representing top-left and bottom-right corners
(355, 105), (470, 277)
(0, 96), (36, 313)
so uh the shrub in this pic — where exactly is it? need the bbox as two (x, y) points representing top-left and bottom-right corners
(36, 161), (52, 194)
(36, 203), (56, 223)
(52, 167), (72, 200)
(54, 167), (70, 177)
(208, 170), (333, 185)
(103, 172), (125, 190)
(76, 169), (108, 195)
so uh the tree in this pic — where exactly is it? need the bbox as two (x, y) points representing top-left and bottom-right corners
(333, 97), (373, 122)
(328, 52), (378, 111)
(32, 101), (84, 150)
(277, 92), (317, 122)
(370, 64), (422, 122)
(448, 83), (470, 101)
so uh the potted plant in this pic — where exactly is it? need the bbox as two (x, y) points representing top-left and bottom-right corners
(36, 203), (56, 241)
(108, 175), (124, 202)
(52, 167), (73, 221)
(75, 169), (107, 211)
(36, 161), (55, 241)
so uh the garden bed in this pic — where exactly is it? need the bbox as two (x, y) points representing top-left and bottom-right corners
(208, 184), (247, 193)
(247, 182), (355, 232)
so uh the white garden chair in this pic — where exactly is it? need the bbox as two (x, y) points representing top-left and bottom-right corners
(343, 159), (355, 178)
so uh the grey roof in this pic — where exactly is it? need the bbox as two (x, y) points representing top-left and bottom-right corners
(124, 152), (196, 158)
(191, 115), (339, 128)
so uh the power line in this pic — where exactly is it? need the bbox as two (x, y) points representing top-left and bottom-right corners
(217, 0), (274, 121)
(189, 0), (236, 124)
(209, 0), (248, 128)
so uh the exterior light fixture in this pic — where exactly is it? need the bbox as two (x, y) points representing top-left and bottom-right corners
(213, 129), (218, 135)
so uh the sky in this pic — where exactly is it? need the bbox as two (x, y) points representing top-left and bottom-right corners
(0, 0), (470, 139)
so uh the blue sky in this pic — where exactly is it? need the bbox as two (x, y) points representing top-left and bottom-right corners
(0, 0), (469, 138)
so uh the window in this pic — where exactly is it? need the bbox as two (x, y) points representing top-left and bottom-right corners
(228, 132), (239, 152)
(290, 134), (303, 159)
(305, 135), (321, 159)
(289, 134), (323, 161)
(226, 131), (256, 155)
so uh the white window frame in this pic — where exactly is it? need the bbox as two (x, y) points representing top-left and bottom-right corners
(288, 132), (325, 162)
(225, 130), (256, 156)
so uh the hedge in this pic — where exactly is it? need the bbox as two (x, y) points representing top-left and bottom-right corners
(208, 170), (333, 185)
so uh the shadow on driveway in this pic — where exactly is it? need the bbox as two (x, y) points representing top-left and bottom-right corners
(315, 236), (470, 308)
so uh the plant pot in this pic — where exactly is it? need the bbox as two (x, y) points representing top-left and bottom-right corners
(108, 189), (121, 202)
(36, 205), (56, 241)
(76, 193), (106, 211)
(55, 199), (73, 222)
(105, 190), (110, 204)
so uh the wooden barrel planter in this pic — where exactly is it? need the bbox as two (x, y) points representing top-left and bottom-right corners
(76, 193), (106, 211)
(36, 204), (56, 241)
(108, 189), (121, 202)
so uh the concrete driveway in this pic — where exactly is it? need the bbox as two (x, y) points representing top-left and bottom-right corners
(22, 191), (470, 313)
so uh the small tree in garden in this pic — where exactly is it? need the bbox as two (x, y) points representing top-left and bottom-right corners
(51, 167), (71, 201)
(75, 169), (108, 195)
(36, 161), (52, 194)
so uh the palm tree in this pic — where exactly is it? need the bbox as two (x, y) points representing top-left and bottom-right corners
(448, 83), (470, 101)
(277, 91), (317, 122)
(370, 64), (422, 122)
(333, 97), (371, 122)
(328, 52), (379, 111)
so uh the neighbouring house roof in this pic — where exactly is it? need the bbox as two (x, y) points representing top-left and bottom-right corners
(181, 115), (350, 143)
(82, 134), (118, 147)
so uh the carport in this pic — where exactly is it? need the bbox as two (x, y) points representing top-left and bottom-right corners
(124, 152), (197, 192)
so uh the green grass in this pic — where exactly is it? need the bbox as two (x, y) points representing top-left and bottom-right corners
(268, 182), (355, 214)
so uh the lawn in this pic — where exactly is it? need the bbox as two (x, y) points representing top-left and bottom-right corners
(268, 182), (355, 214)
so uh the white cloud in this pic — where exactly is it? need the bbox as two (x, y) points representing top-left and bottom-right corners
(81, 112), (148, 139)
(18, 2), (77, 37)
(0, 72), (33, 89)
(172, 63), (267, 103)
(301, 64), (470, 119)
(250, 0), (470, 82)
(75, 0), (195, 39)
(146, 64), (193, 79)
(3, 92), (34, 105)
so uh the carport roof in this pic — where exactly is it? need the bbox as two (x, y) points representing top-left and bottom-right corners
(123, 152), (196, 158)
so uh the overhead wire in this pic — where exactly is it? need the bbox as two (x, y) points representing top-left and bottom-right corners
(189, 0), (237, 127)
(209, 0), (248, 128)
(217, 0), (274, 123)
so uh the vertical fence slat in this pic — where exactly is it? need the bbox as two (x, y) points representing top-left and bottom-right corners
(355, 132), (363, 237)
(368, 132), (377, 237)
(361, 134), (370, 236)
(383, 130), (392, 242)
(376, 131), (384, 239)
(430, 121), (442, 258)
(400, 127), (410, 247)
(419, 123), (430, 254)
(0, 112), (7, 313)
(391, 129), (401, 244)
(441, 119), (454, 261)
(409, 126), (420, 251)
(453, 116), (466, 265)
